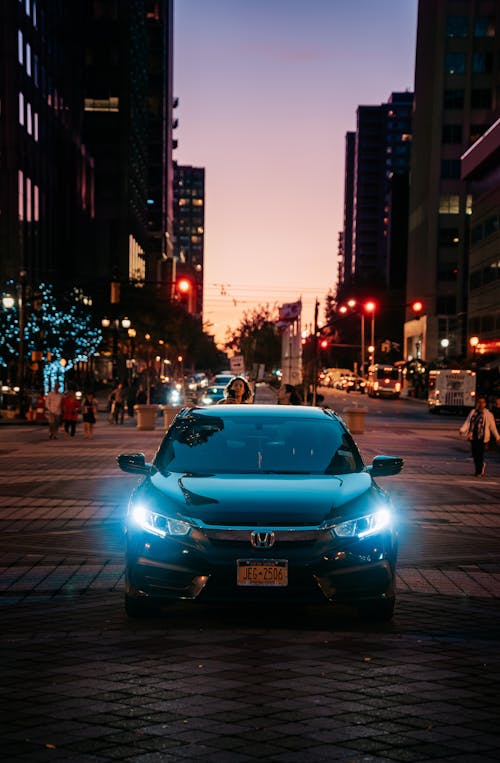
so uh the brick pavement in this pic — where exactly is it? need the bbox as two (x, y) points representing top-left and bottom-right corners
(1, 394), (500, 761)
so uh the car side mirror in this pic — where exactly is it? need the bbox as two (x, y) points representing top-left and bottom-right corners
(367, 455), (403, 477)
(117, 452), (153, 474)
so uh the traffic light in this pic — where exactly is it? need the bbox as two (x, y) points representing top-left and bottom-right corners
(411, 300), (423, 315)
(176, 277), (194, 313)
(319, 338), (329, 349)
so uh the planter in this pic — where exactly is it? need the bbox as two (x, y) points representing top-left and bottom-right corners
(134, 404), (159, 431)
(343, 407), (368, 434)
(161, 405), (184, 429)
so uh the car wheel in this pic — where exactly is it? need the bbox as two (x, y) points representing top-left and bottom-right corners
(124, 593), (159, 618)
(358, 596), (395, 622)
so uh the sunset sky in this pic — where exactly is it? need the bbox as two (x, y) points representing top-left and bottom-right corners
(173, 0), (418, 346)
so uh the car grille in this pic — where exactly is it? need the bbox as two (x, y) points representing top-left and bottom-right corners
(202, 528), (321, 548)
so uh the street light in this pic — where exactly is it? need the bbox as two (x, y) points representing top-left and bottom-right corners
(339, 298), (376, 377)
(469, 336), (479, 359)
(441, 338), (449, 359)
(101, 315), (132, 381)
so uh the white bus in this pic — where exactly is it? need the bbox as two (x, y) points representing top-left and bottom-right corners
(427, 369), (476, 413)
(366, 364), (402, 399)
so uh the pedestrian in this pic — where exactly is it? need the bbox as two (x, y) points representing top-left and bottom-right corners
(135, 384), (147, 404)
(62, 389), (80, 438)
(45, 382), (63, 439)
(218, 376), (253, 404)
(82, 392), (98, 439)
(459, 395), (500, 477)
(276, 383), (303, 405)
(109, 383), (125, 424)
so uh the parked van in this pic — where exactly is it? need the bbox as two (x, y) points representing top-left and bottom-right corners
(366, 364), (402, 399)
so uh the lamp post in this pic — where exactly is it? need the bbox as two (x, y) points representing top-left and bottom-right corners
(127, 327), (136, 385)
(441, 338), (449, 360)
(469, 336), (479, 363)
(101, 315), (131, 381)
(2, 270), (28, 417)
(339, 298), (376, 378)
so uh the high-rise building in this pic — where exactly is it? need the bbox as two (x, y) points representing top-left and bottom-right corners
(1, 0), (175, 309)
(405, 0), (500, 362)
(173, 163), (205, 318)
(461, 118), (500, 359)
(340, 92), (413, 348)
(0, 1), (93, 287)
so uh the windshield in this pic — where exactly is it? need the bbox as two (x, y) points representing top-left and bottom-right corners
(376, 368), (400, 381)
(155, 413), (363, 475)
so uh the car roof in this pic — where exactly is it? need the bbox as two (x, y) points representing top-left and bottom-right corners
(179, 404), (340, 421)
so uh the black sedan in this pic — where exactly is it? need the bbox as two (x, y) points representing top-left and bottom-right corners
(117, 405), (403, 620)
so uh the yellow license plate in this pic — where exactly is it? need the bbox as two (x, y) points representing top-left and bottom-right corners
(237, 559), (288, 586)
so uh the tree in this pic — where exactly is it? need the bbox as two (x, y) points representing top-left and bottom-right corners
(225, 304), (281, 372)
(0, 281), (102, 391)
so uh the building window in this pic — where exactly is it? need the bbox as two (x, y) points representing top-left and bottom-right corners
(484, 216), (500, 237)
(33, 53), (39, 86)
(26, 101), (32, 134)
(466, 194), (473, 215)
(447, 16), (468, 37)
(444, 89), (464, 108)
(18, 30), (23, 64)
(484, 261), (500, 284)
(18, 92), (24, 125)
(441, 159), (461, 178)
(472, 51), (492, 73)
(33, 184), (39, 221)
(18, 170), (24, 220)
(445, 52), (466, 75)
(33, 112), (38, 141)
(439, 194), (460, 214)
(470, 124), (489, 143)
(442, 124), (462, 143)
(470, 270), (482, 290)
(471, 223), (483, 244)
(26, 177), (32, 222)
(436, 296), (456, 314)
(471, 88), (492, 108)
(25, 42), (31, 76)
(474, 16), (495, 37)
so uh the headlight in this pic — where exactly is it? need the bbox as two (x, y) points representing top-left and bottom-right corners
(201, 396), (214, 405)
(332, 508), (391, 539)
(131, 504), (191, 538)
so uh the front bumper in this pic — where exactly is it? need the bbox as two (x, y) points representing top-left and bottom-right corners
(125, 525), (397, 607)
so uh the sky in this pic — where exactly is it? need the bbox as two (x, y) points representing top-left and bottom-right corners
(173, 0), (418, 347)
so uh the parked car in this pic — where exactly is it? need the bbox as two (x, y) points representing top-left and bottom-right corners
(117, 405), (403, 621)
(344, 375), (366, 394)
(200, 373), (234, 405)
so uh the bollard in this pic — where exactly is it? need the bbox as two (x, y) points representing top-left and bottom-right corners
(343, 407), (368, 434)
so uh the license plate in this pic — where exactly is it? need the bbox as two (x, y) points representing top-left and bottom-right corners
(237, 559), (288, 586)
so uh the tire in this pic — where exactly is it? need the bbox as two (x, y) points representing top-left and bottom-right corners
(358, 596), (395, 622)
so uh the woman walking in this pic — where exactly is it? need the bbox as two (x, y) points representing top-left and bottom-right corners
(460, 395), (500, 476)
(82, 392), (98, 439)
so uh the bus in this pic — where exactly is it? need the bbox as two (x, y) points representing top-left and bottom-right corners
(366, 364), (402, 399)
(427, 369), (476, 413)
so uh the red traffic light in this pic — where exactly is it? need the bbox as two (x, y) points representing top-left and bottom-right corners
(320, 338), (329, 349)
(177, 278), (191, 293)
(412, 300), (423, 314)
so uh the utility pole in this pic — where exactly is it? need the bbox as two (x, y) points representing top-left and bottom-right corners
(312, 299), (319, 406)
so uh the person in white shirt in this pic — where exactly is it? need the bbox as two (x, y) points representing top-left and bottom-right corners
(460, 396), (500, 476)
(45, 382), (63, 440)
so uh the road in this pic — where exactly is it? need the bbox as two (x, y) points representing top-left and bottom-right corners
(1, 390), (500, 762)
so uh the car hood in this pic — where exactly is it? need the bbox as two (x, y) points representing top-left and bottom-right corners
(144, 471), (377, 526)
